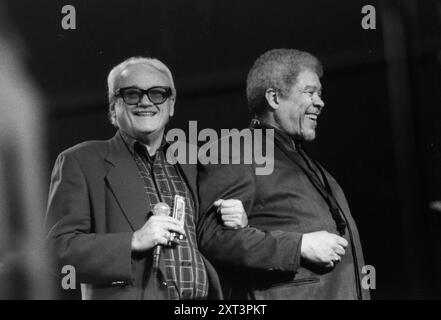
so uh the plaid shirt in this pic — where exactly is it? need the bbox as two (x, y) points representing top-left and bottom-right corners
(120, 131), (208, 300)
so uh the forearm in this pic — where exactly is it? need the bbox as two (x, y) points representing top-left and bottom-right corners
(198, 209), (302, 272)
(197, 161), (302, 272)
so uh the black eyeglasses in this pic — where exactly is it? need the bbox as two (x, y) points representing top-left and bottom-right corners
(114, 86), (173, 105)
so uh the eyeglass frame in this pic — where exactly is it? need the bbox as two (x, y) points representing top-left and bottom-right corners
(114, 86), (174, 105)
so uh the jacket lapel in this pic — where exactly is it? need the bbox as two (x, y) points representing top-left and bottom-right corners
(274, 138), (331, 203)
(105, 132), (150, 231)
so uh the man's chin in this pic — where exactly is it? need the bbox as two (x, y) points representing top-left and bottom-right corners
(302, 130), (316, 141)
(133, 127), (164, 139)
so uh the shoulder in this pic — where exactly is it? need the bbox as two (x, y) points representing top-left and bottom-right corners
(199, 128), (273, 176)
(60, 139), (109, 158)
(54, 138), (113, 170)
(198, 128), (261, 164)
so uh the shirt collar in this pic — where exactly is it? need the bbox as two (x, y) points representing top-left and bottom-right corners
(250, 118), (301, 152)
(119, 130), (170, 159)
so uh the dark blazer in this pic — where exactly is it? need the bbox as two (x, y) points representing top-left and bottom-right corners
(45, 131), (222, 300)
(197, 128), (370, 300)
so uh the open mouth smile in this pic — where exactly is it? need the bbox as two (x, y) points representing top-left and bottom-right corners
(133, 109), (158, 117)
(305, 113), (319, 121)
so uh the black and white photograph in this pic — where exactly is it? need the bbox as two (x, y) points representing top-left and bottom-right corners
(0, 0), (440, 305)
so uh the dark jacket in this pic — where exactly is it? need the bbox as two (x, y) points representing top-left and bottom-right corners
(197, 126), (370, 300)
(45, 131), (222, 300)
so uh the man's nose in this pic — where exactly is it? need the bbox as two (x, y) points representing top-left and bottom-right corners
(314, 94), (325, 108)
(138, 93), (153, 106)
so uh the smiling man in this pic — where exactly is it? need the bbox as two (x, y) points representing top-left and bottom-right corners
(197, 49), (370, 299)
(45, 57), (247, 300)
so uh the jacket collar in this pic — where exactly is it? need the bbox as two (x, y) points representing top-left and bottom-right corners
(250, 118), (302, 152)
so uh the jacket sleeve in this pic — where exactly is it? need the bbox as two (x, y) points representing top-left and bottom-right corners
(197, 161), (302, 273)
(45, 152), (134, 285)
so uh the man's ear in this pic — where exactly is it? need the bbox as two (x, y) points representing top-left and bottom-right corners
(265, 88), (280, 110)
(109, 102), (117, 125)
(169, 96), (176, 117)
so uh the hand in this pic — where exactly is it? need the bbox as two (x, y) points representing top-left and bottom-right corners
(214, 199), (248, 229)
(300, 231), (348, 268)
(131, 215), (185, 252)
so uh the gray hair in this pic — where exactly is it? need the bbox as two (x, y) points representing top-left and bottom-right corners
(107, 56), (175, 125)
(246, 49), (323, 116)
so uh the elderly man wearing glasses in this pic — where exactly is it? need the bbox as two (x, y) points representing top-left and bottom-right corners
(45, 57), (247, 300)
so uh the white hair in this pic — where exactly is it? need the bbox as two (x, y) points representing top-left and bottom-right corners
(107, 56), (176, 125)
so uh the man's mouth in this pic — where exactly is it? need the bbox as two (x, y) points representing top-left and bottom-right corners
(133, 109), (158, 117)
(305, 112), (319, 121)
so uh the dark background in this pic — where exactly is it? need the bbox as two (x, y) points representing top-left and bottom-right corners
(4, 0), (441, 299)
